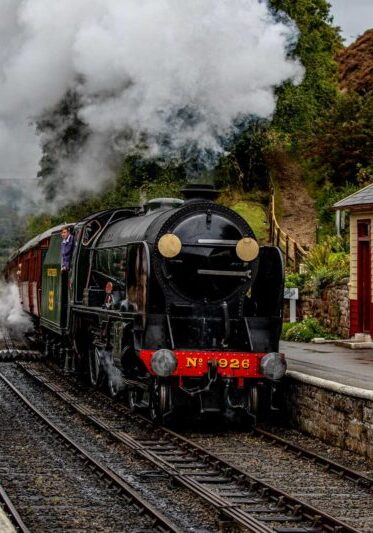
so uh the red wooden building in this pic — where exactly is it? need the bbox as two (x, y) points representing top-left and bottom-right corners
(334, 184), (373, 337)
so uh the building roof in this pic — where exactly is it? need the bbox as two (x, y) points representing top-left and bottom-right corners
(333, 182), (373, 209)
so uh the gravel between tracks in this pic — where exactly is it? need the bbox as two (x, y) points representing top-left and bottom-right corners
(0, 363), (219, 532)
(185, 429), (373, 531)
(0, 375), (155, 532)
(14, 361), (373, 532)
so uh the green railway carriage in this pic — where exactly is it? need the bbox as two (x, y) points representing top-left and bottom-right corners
(41, 231), (73, 333)
(3, 223), (73, 319)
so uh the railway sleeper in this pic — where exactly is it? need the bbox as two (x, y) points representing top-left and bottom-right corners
(0, 349), (42, 362)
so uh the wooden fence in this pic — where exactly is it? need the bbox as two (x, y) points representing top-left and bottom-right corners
(269, 191), (308, 272)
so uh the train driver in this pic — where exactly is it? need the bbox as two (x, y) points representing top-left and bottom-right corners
(60, 226), (75, 272)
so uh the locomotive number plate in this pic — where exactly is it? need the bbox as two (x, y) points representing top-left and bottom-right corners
(186, 357), (250, 369)
(139, 350), (264, 378)
(218, 358), (250, 369)
(47, 268), (58, 277)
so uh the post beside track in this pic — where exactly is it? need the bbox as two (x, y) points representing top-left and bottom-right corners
(0, 368), (179, 533)
(19, 361), (365, 533)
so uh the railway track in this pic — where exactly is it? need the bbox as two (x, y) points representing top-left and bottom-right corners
(253, 428), (372, 491)
(0, 367), (179, 532)
(17, 361), (372, 532)
(0, 328), (40, 362)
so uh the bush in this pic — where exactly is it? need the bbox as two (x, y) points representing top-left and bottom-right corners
(285, 272), (306, 290)
(282, 318), (337, 342)
(303, 236), (349, 291)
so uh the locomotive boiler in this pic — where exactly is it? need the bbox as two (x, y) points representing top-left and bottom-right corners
(4, 185), (286, 422)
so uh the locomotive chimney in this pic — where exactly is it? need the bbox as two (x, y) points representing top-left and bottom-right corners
(181, 184), (220, 202)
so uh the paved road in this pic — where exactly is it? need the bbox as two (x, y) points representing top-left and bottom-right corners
(281, 341), (373, 391)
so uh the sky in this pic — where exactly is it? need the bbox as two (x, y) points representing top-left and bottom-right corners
(329, 0), (373, 44)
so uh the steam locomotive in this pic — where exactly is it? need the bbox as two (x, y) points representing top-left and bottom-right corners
(4, 185), (286, 421)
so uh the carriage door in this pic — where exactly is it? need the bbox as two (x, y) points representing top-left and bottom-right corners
(357, 220), (371, 333)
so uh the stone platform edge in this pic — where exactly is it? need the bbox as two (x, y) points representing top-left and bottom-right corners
(286, 370), (373, 401)
(286, 370), (373, 460)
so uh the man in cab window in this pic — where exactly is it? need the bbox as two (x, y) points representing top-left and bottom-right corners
(61, 226), (75, 272)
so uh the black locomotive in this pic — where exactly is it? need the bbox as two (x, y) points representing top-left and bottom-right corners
(5, 185), (286, 421)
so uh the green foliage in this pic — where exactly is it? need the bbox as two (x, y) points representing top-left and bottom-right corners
(25, 156), (186, 239)
(37, 91), (88, 201)
(218, 188), (269, 243)
(315, 182), (360, 237)
(282, 237), (350, 297)
(285, 272), (306, 289)
(231, 201), (268, 243)
(282, 318), (337, 342)
(307, 92), (373, 186)
(25, 214), (56, 240)
(303, 236), (349, 290)
(270, 0), (341, 139)
(215, 121), (270, 191)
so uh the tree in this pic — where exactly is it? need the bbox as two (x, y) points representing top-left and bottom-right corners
(307, 91), (373, 185)
(37, 91), (88, 201)
(270, 0), (341, 138)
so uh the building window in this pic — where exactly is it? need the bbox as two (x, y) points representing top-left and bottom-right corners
(358, 221), (370, 239)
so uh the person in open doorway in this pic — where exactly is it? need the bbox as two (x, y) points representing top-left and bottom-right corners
(61, 226), (74, 272)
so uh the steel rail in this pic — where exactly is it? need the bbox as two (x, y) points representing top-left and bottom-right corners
(254, 427), (373, 491)
(20, 363), (362, 533)
(0, 484), (30, 533)
(0, 369), (179, 533)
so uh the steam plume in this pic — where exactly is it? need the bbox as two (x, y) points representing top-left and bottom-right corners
(0, 0), (303, 207)
(0, 282), (32, 333)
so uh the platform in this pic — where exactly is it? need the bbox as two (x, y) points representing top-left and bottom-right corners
(281, 340), (373, 392)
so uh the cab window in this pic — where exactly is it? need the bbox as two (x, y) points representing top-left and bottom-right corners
(93, 247), (127, 286)
(82, 220), (101, 246)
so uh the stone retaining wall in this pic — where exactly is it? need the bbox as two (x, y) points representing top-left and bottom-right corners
(286, 373), (373, 460)
(284, 279), (350, 338)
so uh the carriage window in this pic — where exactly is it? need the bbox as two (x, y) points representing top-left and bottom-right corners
(82, 220), (101, 246)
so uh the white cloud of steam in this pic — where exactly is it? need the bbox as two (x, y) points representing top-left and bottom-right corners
(0, 0), (304, 207)
(0, 282), (32, 333)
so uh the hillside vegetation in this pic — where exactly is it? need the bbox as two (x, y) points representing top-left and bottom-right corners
(22, 2), (373, 252)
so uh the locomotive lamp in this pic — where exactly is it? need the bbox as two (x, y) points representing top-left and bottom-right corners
(158, 234), (182, 258)
(260, 352), (287, 381)
(236, 237), (259, 262)
(151, 349), (178, 377)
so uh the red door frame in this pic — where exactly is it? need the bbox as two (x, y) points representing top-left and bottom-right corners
(357, 219), (371, 334)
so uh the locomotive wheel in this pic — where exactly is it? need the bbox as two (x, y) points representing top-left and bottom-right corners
(88, 345), (105, 388)
(149, 380), (172, 423)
